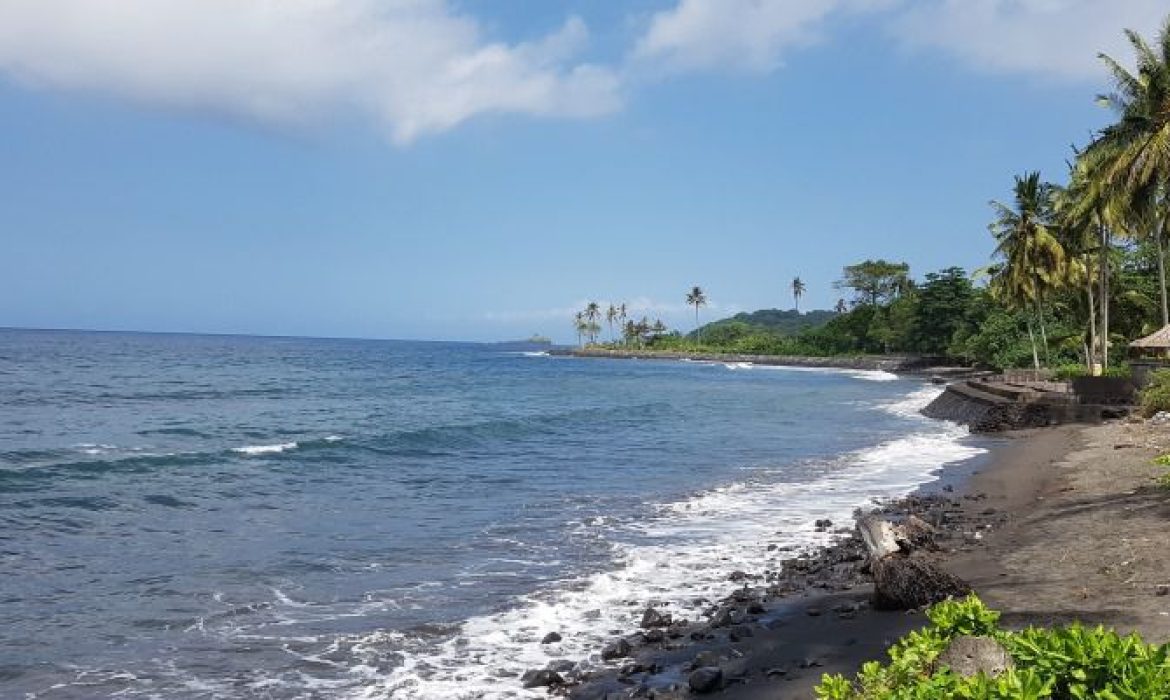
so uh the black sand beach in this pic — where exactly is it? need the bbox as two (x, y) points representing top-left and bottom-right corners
(551, 418), (1170, 699)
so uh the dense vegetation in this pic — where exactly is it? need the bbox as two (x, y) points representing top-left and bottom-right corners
(816, 595), (1170, 699)
(573, 17), (1170, 372)
(693, 308), (838, 340)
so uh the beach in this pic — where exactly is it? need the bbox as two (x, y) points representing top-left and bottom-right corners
(563, 418), (1170, 699)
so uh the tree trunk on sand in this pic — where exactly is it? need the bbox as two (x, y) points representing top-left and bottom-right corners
(857, 514), (971, 610)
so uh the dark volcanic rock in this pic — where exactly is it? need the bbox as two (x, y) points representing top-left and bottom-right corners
(542, 631), (563, 644)
(640, 607), (672, 628)
(601, 638), (632, 660)
(688, 667), (723, 694)
(521, 669), (564, 688)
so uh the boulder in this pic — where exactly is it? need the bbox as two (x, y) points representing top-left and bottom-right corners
(541, 631), (562, 644)
(934, 635), (1013, 678)
(521, 669), (564, 688)
(600, 638), (632, 661)
(688, 667), (723, 694)
(640, 607), (672, 628)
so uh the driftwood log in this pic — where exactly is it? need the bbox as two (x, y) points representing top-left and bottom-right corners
(857, 513), (971, 610)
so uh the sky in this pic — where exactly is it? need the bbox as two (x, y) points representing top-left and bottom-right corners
(1, 0), (1167, 343)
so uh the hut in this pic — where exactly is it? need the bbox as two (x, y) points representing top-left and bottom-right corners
(1129, 325), (1170, 387)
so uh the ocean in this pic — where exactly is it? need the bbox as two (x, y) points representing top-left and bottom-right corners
(0, 329), (985, 699)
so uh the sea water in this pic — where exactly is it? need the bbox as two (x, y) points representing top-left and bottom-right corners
(0, 329), (984, 698)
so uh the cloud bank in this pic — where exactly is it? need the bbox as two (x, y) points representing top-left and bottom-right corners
(0, 0), (1164, 143)
(891, 0), (1169, 82)
(0, 0), (620, 144)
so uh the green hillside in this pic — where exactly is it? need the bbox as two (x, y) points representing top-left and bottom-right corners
(689, 308), (837, 341)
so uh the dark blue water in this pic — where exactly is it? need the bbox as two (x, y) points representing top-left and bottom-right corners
(0, 329), (982, 698)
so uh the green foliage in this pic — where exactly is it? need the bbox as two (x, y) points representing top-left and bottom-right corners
(815, 595), (1170, 700)
(836, 259), (912, 306)
(1154, 455), (1170, 489)
(926, 595), (1001, 637)
(1140, 370), (1170, 418)
(911, 267), (978, 355)
(693, 308), (838, 340)
(1052, 363), (1133, 380)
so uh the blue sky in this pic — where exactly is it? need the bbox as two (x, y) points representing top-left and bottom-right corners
(0, 1), (1166, 342)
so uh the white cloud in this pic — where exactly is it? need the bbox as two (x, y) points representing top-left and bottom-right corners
(889, 0), (1168, 82)
(1, 0), (1161, 145)
(0, 0), (621, 144)
(629, 0), (894, 75)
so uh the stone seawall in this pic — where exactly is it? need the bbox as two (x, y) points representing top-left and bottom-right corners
(922, 382), (1054, 432)
(923, 381), (1125, 433)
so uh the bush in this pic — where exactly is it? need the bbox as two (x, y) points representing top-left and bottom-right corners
(1053, 364), (1132, 381)
(816, 595), (1170, 699)
(1141, 370), (1170, 418)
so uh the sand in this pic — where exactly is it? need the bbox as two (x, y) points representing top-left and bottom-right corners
(564, 419), (1170, 699)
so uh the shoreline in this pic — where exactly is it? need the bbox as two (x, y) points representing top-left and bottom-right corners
(552, 348), (971, 376)
(556, 417), (1165, 699)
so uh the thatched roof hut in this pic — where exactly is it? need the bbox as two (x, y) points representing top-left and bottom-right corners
(1129, 325), (1170, 358)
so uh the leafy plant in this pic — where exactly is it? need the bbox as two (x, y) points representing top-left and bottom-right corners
(816, 595), (1170, 699)
(1141, 369), (1170, 418)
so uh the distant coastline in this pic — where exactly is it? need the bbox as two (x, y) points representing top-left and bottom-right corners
(554, 346), (959, 374)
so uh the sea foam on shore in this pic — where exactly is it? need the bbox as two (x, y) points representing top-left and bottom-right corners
(355, 385), (984, 699)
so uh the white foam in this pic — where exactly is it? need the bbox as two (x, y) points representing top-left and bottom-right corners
(521, 351), (550, 357)
(723, 362), (753, 370)
(348, 384), (984, 699)
(232, 442), (298, 456)
(849, 370), (899, 382)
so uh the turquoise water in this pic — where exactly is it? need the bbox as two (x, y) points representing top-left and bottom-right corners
(0, 329), (983, 698)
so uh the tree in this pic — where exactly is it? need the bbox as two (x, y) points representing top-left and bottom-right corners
(605, 304), (619, 342)
(987, 172), (1068, 369)
(686, 286), (707, 340)
(836, 260), (911, 306)
(1082, 17), (1170, 327)
(792, 276), (807, 312)
(910, 267), (976, 355)
(584, 302), (601, 344)
(834, 299), (848, 314)
(573, 311), (586, 348)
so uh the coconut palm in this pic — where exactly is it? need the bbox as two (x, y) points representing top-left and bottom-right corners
(988, 172), (1069, 368)
(617, 303), (628, 345)
(605, 304), (619, 342)
(583, 302), (601, 344)
(573, 311), (586, 348)
(686, 286), (707, 340)
(1081, 17), (1170, 325)
(792, 277), (807, 312)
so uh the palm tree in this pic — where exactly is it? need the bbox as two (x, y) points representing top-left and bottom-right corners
(686, 286), (707, 341)
(1081, 17), (1170, 326)
(605, 304), (619, 342)
(792, 277), (807, 312)
(573, 311), (586, 348)
(617, 303), (628, 345)
(988, 172), (1069, 368)
(584, 302), (601, 345)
